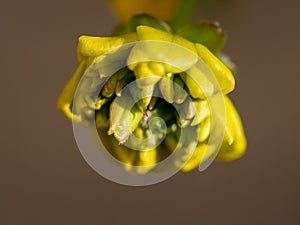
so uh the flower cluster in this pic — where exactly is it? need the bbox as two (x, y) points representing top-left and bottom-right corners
(57, 14), (246, 174)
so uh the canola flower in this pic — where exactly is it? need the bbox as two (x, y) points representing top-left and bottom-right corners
(57, 14), (246, 175)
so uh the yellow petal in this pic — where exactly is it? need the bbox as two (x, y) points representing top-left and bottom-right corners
(181, 144), (202, 172)
(181, 142), (209, 172)
(137, 25), (197, 54)
(136, 25), (172, 41)
(119, 32), (138, 43)
(195, 44), (235, 94)
(128, 26), (197, 73)
(56, 61), (86, 123)
(77, 35), (124, 60)
(216, 96), (247, 161)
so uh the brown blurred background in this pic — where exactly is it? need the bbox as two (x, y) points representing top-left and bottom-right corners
(1, 0), (299, 224)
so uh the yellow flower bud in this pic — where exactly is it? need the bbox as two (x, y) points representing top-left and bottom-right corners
(57, 14), (247, 176)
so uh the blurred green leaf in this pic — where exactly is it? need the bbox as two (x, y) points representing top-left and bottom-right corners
(171, 0), (198, 29)
(176, 22), (226, 53)
(127, 13), (172, 33)
(112, 23), (128, 35)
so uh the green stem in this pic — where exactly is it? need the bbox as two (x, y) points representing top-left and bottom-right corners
(171, 0), (198, 29)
